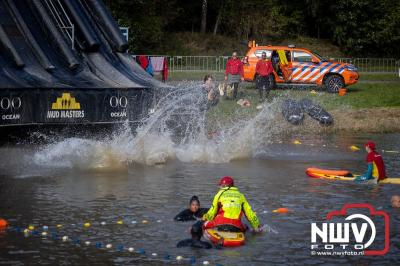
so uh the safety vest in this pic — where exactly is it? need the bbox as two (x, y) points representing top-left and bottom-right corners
(203, 187), (260, 229)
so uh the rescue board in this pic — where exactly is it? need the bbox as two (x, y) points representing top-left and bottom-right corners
(306, 167), (400, 184)
(204, 228), (245, 247)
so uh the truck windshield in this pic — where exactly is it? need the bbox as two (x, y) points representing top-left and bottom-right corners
(312, 51), (326, 61)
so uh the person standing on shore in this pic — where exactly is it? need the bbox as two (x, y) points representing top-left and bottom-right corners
(224, 52), (244, 100)
(255, 52), (274, 102)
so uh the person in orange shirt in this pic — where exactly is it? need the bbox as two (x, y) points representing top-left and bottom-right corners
(224, 52), (244, 100)
(255, 52), (274, 102)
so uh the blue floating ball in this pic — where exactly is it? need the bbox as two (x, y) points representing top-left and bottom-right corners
(216, 264), (224, 266)
(117, 244), (124, 252)
(15, 227), (21, 233)
(74, 239), (81, 245)
(52, 233), (59, 240)
(138, 248), (145, 255)
(164, 254), (170, 260)
(95, 242), (102, 248)
(32, 230), (39, 236)
(190, 256), (196, 264)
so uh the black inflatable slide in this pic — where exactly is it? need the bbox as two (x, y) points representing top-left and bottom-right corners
(0, 0), (166, 134)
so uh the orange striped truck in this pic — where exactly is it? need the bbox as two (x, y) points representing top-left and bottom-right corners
(242, 43), (359, 92)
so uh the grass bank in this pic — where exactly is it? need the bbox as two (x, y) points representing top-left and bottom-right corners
(204, 81), (400, 133)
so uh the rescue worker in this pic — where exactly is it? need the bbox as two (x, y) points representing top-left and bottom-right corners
(355, 141), (387, 182)
(255, 52), (274, 102)
(202, 176), (262, 232)
(224, 52), (244, 100)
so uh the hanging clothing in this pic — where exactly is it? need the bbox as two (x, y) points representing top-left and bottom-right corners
(145, 59), (153, 76)
(150, 57), (165, 72)
(162, 57), (169, 82)
(137, 55), (149, 70)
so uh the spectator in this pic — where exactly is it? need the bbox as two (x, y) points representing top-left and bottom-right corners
(255, 52), (274, 102)
(224, 52), (244, 100)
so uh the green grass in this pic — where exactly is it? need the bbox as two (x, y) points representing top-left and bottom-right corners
(207, 82), (400, 115)
(359, 73), (400, 81)
(168, 71), (399, 82)
(169, 71), (225, 81)
(167, 72), (400, 128)
(322, 83), (400, 109)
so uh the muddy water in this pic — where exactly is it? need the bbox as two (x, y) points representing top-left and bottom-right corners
(1, 83), (399, 265)
(0, 132), (399, 265)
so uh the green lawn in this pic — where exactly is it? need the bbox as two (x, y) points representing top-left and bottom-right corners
(168, 71), (399, 82)
(359, 73), (400, 81)
(207, 82), (400, 121)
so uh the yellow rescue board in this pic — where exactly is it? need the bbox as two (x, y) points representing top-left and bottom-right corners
(204, 228), (245, 247)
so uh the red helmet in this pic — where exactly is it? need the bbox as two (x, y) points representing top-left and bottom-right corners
(219, 176), (234, 186)
(365, 141), (376, 150)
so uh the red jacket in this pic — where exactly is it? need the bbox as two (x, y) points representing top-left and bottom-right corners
(225, 58), (244, 77)
(366, 151), (386, 180)
(256, 59), (273, 77)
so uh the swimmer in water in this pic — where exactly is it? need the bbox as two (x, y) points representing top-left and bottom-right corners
(174, 196), (208, 222)
(176, 222), (212, 249)
(391, 195), (400, 208)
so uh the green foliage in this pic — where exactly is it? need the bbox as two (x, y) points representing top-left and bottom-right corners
(106, 0), (400, 57)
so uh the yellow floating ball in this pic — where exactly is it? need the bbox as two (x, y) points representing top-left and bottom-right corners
(56, 224), (63, 229)
(84, 222), (91, 228)
(117, 220), (123, 225)
(142, 220), (148, 224)
(293, 140), (301, 145)
(28, 225), (34, 231)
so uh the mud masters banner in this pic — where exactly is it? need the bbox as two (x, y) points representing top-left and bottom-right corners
(0, 88), (154, 126)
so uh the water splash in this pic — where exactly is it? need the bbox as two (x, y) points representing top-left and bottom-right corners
(33, 82), (281, 169)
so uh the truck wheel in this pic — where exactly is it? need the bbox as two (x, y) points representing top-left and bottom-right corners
(324, 75), (344, 93)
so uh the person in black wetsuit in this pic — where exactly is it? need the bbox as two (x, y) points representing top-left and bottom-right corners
(176, 222), (212, 249)
(174, 196), (208, 222)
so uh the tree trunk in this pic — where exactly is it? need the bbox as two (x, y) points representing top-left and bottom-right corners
(201, 0), (207, 33)
(213, 0), (224, 35)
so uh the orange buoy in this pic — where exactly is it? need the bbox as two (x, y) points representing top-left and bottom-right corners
(0, 218), (8, 229)
(338, 88), (347, 96)
(273, 208), (289, 214)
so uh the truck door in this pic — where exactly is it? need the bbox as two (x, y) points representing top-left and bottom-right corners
(277, 50), (292, 82)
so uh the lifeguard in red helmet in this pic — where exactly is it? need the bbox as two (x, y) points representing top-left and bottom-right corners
(202, 176), (261, 232)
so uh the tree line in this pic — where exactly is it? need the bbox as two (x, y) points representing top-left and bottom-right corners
(106, 0), (400, 57)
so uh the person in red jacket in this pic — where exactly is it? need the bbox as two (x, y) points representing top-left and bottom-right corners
(355, 141), (387, 182)
(255, 52), (274, 102)
(224, 52), (244, 100)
